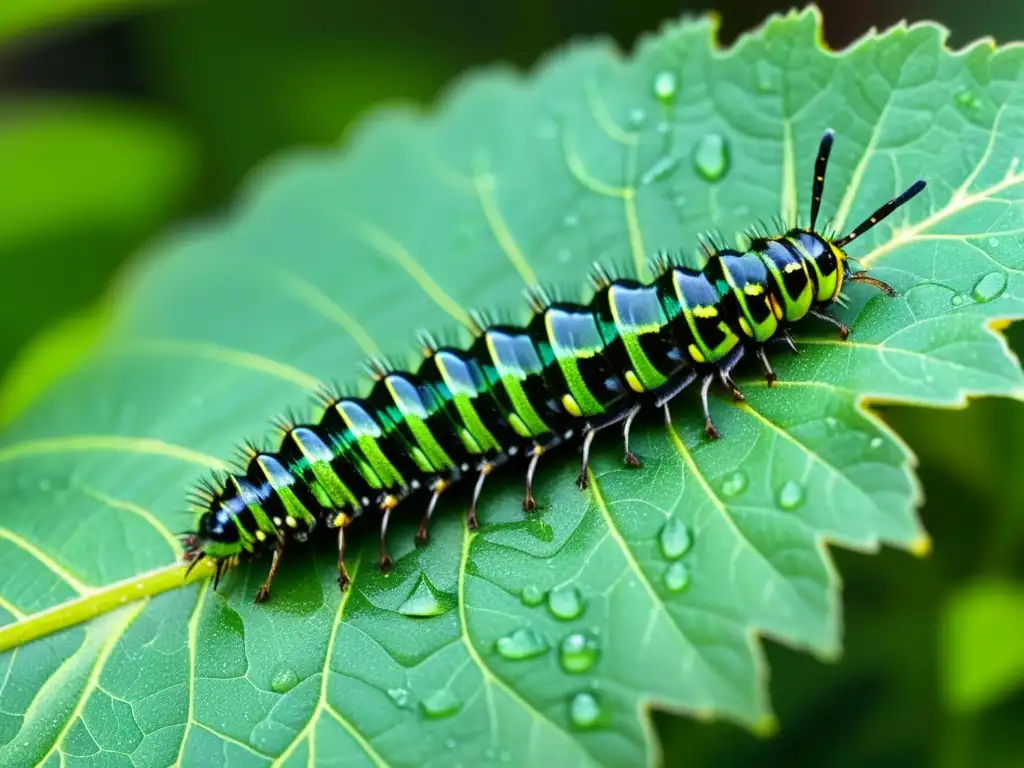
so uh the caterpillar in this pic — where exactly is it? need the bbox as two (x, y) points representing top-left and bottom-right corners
(181, 129), (926, 602)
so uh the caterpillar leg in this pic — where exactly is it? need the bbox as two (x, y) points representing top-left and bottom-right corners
(256, 541), (285, 603)
(416, 479), (449, 545)
(809, 309), (850, 340)
(622, 404), (642, 467)
(654, 370), (698, 425)
(379, 495), (399, 573)
(524, 444), (544, 512)
(467, 462), (493, 530)
(336, 523), (351, 591)
(699, 373), (721, 439)
(755, 346), (777, 387)
(717, 346), (747, 401)
(576, 406), (641, 491)
(778, 331), (800, 355)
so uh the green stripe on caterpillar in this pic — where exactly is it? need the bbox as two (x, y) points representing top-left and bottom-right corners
(180, 129), (927, 602)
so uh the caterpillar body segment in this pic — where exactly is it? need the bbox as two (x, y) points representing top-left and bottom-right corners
(181, 129), (926, 602)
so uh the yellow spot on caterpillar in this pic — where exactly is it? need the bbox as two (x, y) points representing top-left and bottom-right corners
(743, 283), (764, 296)
(769, 294), (784, 321)
(561, 394), (583, 417)
(255, 530), (267, 542)
(910, 533), (932, 558)
(381, 494), (399, 511)
(508, 413), (531, 438)
(285, 515), (298, 528)
(687, 343), (705, 364)
(624, 370), (644, 393)
(784, 262), (803, 273)
(738, 317), (753, 337)
(692, 305), (718, 318)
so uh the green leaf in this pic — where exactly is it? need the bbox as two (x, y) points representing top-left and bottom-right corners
(940, 579), (1024, 714)
(0, 0), (166, 48)
(2, 8), (1024, 766)
(0, 98), (199, 374)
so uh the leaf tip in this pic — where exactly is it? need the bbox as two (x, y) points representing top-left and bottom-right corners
(910, 533), (933, 558)
(752, 713), (779, 739)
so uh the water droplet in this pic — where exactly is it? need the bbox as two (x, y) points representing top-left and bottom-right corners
(988, 236), (999, 248)
(951, 294), (966, 307)
(559, 632), (600, 673)
(496, 628), (548, 660)
(521, 585), (545, 607)
(388, 687), (412, 708)
(658, 517), (693, 560)
(548, 585), (585, 620)
(270, 666), (300, 694)
(420, 688), (462, 719)
(640, 155), (680, 185)
(569, 692), (603, 729)
(692, 134), (729, 182)
(628, 108), (647, 127)
(870, 436), (884, 450)
(397, 573), (448, 617)
(825, 416), (838, 429)
(563, 213), (579, 227)
(557, 248), (572, 264)
(653, 71), (679, 104)
(721, 471), (748, 498)
(527, 518), (554, 542)
(656, 120), (672, 136)
(445, 738), (457, 749)
(672, 194), (687, 209)
(955, 90), (981, 113)
(664, 562), (692, 593)
(777, 480), (806, 511)
(972, 272), (1007, 303)
(38, 479), (52, 492)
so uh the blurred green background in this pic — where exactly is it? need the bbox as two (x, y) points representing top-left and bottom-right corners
(0, 0), (1021, 765)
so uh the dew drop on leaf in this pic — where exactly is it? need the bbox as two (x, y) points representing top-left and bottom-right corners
(721, 470), (748, 498)
(496, 628), (549, 660)
(988, 236), (999, 248)
(870, 436), (884, 449)
(420, 688), (462, 719)
(658, 516), (693, 560)
(972, 272), (1007, 303)
(388, 687), (412, 709)
(664, 562), (692, 593)
(521, 585), (546, 607)
(692, 134), (729, 181)
(628, 108), (647, 127)
(270, 666), (300, 694)
(955, 90), (981, 114)
(397, 573), (448, 617)
(640, 155), (680, 185)
(547, 584), (585, 620)
(653, 71), (679, 104)
(559, 632), (600, 673)
(557, 248), (573, 264)
(563, 213), (579, 227)
(569, 691), (603, 729)
(445, 738), (457, 750)
(777, 480), (806, 510)
(951, 294), (966, 307)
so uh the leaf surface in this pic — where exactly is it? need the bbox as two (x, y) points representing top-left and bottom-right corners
(2, 9), (1024, 767)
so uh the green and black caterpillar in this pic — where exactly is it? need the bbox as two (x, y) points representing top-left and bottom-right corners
(182, 129), (927, 601)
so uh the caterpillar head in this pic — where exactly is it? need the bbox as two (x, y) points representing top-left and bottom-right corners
(806, 128), (925, 305)
(182, 480), (247, 583)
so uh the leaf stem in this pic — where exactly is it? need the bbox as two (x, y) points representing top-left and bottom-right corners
(0, 558), (214, 653)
